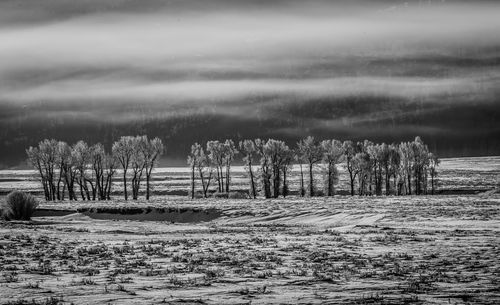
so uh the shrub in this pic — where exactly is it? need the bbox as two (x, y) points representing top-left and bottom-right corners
(1, 191), (39, 221)
(228, 191), (249, 199)
(211, 192), (229, 199)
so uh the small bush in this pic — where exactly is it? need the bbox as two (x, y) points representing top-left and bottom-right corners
(211, 192), (229, 199)
(228, 191), (249, 199)
(1, 191), (39, 221)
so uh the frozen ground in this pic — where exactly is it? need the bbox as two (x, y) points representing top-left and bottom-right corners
(0, 156), (499, 304)
(1, 195), (500, 304)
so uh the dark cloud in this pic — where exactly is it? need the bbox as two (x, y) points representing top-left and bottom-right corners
(0, 0), (499, 167)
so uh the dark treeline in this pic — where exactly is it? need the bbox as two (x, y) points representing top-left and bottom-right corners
(26, 136), (164, 201)
(188, 136), (440, 198)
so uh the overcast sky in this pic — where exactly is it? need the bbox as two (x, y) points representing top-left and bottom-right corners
(1, 0), (499, 104)
(0, 0), (499, 164)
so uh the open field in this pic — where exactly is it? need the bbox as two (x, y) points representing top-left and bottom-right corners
(1, 196), (500, 304)
(0, 156), (499, 304)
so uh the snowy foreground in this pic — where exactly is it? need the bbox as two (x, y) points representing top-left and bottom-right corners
(1, 195), (500, 304)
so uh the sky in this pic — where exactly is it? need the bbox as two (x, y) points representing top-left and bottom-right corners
(0, 0), (499, 166)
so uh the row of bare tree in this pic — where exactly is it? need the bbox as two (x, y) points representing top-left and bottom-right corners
(188, 136), (439, 198)
(26, 135), (438, 201)
(26, 136), (164, 201)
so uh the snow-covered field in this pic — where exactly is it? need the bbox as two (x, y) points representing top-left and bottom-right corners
(0, 156), (499, 304)
(1, 196), (500, 304)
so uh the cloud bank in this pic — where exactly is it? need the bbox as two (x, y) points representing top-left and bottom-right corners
(0, 0), (499, 166)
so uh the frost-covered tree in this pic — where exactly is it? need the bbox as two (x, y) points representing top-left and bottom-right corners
(207, 140), (225, 193)
(223, 140), (237, 193)
(353, 141), (373, 196)
(72, 141), (92, 200)
(428, 152), (440, 195)
(57, 142), (78, 201)
(187, 143), (202, 199)
(112, 136), (135, 200)
(130, 136), (148, 200)
(206, 140), (237, 193)
(255, 139), (272, 198)
(387, 144), (400, 195)
(26, 146), (50, 200)
(143, 137), (164, 200)
(38, 139), (58, 201)
(264, 139), (290, 198)
(89, 143), (106, 200)
(281, 148), (294, 198)
(321, 139), (343, 196)
(398, 142), (414, 195)
(297, 136), (323, 197)
(239, 139), (257, 199)
(342, 140), (358, 196)
(197, 146), (214, 198)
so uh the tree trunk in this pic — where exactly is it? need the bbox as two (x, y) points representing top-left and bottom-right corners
(273, 166), (280, 198)
(216, 167), (221, 192)
(385, 165), (390, 195)
(220, 166), (225, 193)
(199, 169), (207, 198)
(249, 163), (256, 199)
(146, 175), (150, 200)
(327, 163), (333, 196)
(225, 165), (230, 193)
(308, 164), (314, 197)
(43, 178), (50, 201)
(351, 174), (356, 196)
(191, 165), (195, 199)
(282, 168), (288, 198)
(262, 169), (271, 199)
(431, 173), (435, 195)
(299, 164), (305, 197)
(407, 173), (412, 195)
(78, 180), (85, 200)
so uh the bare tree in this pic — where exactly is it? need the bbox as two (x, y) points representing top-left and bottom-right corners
(143, 137), (165, 200)
(72, 141), (92, 200)
(55, 141), (69, 200)
(239, 140), (257, 199)
(58, 142), (78, 201)
(26, 146), (50, 200)
(112, 136), (134, 200)
(255, 139), (272, 198)
(188, 143), (202, 199)
(89, 143), (106, 200)
(207, 141), (225, 193)
(130, 136), (147, 200)
(367, 143), (383, 196)
(294, 151), (305, 197)
(321, 139), (343, 196)
(197, 146), (214, 198)
(281, 147), (294, 198)
(387, 144), (400, 195)
(398, 142), (413, 195)
(297, 136), (323, 197)
(353, 142), (372, 196)
(39, 139), (58, 201)
(223, 140), (237, 193)
(411, 136), (430, 195)
(428, 152), (439, 195)
(265, 139), (290, 198)
(342, 140), (358, 196)
(103, 154), (117, 200)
